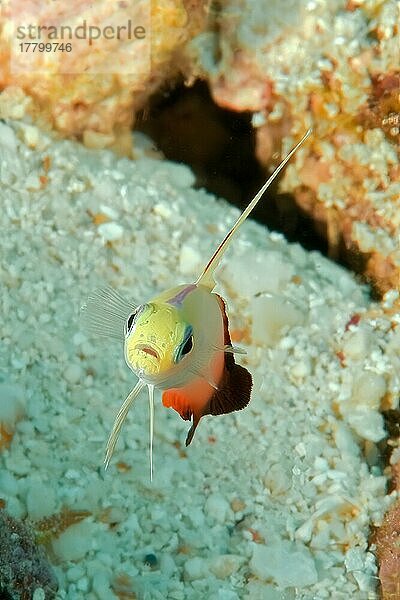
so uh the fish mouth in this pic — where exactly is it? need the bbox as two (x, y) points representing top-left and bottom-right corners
(135, 344), (160, 361)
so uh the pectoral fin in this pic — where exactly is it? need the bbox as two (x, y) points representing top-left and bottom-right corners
(162, 388), (193, 421)
(162, 388), (203, 446)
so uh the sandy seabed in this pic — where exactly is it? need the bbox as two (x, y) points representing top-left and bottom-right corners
(0, 120), (397, 599)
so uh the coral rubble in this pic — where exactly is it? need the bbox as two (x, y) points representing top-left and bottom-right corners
(0, 0), (208, 155)
(0, 509), (58, 600)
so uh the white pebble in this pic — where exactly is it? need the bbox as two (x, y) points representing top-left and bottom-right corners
(21, 124), (39, 148)
(314, 457), (329, 471)
(52, 520), (94, 561)
(291, 359), (311, 378)
(98, 222), (124, 241)
(250, 541), (318, 588)
(344, 546), (364, 572)
(263, 464), (291, 496)
(5, 496), (25, 519)
(73, 332), (87, 346)
(184, 557), (207, 581)
(224, 250), (294, 297)
(0, 471), (18, 495)
(212, 591), (239, 600)
(99, 204), (119, 220)
(25, 173), (41, 191)
(26, 482), (56, 520)
(67, 565), (85, 582)
(295, 442), (306, 457)
(32, 589), (45, 600)
(334, 423), (360, 456)
(160, 554), (177, 577)
(204, 493), (230, 524)
(351, 372), (386, 410)
(179, 244), (201, 275)
(0, 383), (25, 428)
(92, 570), (115, 600)
(0, 122), (17, 150)
(343, 327), (371, 360)
(210, 554), (244, 579)
(347, 409), (386, 442)
(244, 581), (282, 600)
(154, 202), (172, 219)
(64, 363), (83, 384)
(295, 519), (314, 543)
(251, 294), (304, 345)
(77, 577), (90, 592)
(11, 357), (28, 370)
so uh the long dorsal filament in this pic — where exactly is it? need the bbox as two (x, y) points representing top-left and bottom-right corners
(196, 129), (312, 290)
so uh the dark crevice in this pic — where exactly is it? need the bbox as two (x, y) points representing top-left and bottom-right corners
(136, 80), (329, 257)
(136, 80), (261, 205)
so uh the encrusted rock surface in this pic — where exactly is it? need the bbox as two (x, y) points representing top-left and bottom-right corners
(0, 0), (207, 154)
(0, 509), (58, 600)
(189, 0), (399, 294)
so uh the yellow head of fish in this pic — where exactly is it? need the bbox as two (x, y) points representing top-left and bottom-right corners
(124, 299), (193, 383)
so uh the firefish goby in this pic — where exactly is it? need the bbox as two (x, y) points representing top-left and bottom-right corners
(82, 129), (312, 480)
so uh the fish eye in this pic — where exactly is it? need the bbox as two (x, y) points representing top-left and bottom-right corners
(174, 326), (194, 363)
(125, 306), (143, 336)
(181, 334), (193, 356)
(126, 313), (136, 332)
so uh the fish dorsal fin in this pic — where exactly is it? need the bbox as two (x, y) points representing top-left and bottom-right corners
(195, 129), (312, 290)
